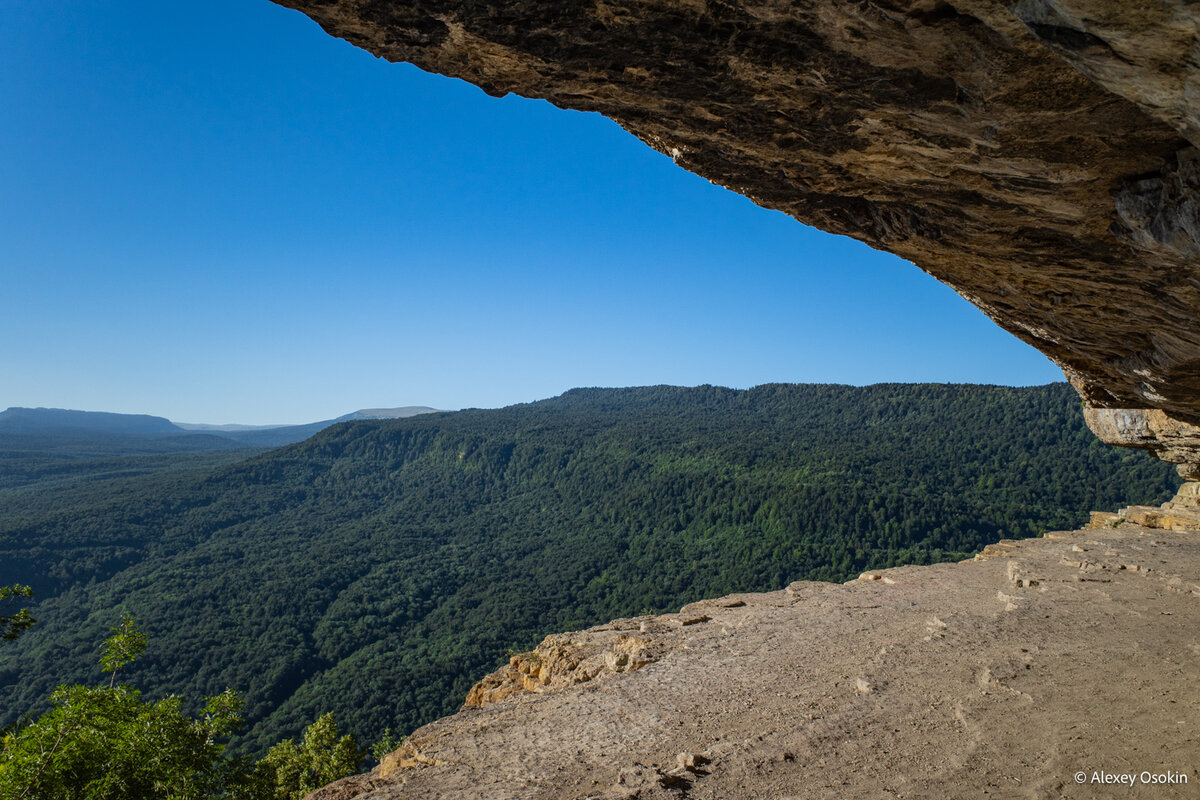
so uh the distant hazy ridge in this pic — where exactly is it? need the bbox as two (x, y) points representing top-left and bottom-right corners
(0, 405), (440, 447)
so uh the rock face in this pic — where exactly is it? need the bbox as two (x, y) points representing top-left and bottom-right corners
(1085, 409), (1200, 479)
(306, 518), (1200, 799)
(462, 629), (663, 708)
(272, 0), (1200, 470)
(1092, 479), (1200, 531)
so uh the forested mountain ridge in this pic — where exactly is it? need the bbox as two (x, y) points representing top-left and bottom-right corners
(0, 383), (1179, 756)
(0, 407), (183, 435)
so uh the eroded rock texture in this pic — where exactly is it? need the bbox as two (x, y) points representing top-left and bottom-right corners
(272, 0), (1200, 466)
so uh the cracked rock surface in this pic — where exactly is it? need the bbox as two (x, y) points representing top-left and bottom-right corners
(309, 521), (1200, 799)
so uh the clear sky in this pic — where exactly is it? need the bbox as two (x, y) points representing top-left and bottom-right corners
(1, 0), (1063, 425)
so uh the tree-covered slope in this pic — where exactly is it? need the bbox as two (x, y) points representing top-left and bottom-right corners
(0, 433), (261, 493)
(0, 384), (1179, 754)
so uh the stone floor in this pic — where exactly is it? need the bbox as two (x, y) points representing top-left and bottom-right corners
(311, 507), (1200, 800)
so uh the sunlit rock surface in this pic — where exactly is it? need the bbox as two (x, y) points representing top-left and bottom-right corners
(307, 520), (1200, 799)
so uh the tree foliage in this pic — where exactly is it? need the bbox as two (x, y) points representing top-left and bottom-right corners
(100, 613), (147, 688)
(0, 585), (34, 643)
(254, 713), (363, 800)
(0, 620), (243, 800)
(0, 619), (364, 800)
(0, 384), (1180, 755)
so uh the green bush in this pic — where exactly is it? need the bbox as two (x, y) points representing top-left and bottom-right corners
(0, 617), (243, 800)
(253, 714), (363, 800)
(0, 618), (362, 800)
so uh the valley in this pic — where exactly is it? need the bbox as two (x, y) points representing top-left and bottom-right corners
(0, 383), (1177, 757)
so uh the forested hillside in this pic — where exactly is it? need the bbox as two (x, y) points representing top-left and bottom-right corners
(0, 384), (1178, 755)
(0, 433), (260, 493)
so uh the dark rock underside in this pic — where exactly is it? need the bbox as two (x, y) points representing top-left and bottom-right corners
(271, 0), (1200, 467)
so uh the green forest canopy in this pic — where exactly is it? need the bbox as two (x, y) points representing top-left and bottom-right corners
(0, 383), (1178, 754)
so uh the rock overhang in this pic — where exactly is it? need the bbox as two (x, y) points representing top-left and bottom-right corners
(272, 0), (1200, 471)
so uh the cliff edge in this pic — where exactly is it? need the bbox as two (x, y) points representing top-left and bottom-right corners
(308, 493), (1200, 799)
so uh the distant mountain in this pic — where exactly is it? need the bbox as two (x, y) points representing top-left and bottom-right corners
(0, 406), (441, 448)
(178, 407), (441, 430)
(333, 407), (440, 422)
(0, 407), (182, 436)
(174, 422), (287, 432)
(210, 421), (334, 447)
(185, 407), (443, 447)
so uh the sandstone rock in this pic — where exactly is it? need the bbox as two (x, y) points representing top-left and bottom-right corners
(303, 774), (389, 800)
(1084, 409), (1200, 479)
(1163, 481), (1200, 512)
(673, 752), (708, 773)
(378, 740), (439, 777)
(1087, 511), (1121, 528)
(463, 630), (662, 708)
(301, 521), (1200, 799)
(1096, 481), (1200, 532)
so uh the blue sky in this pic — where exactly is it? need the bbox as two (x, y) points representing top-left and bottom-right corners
(1, 0), (1063, 425)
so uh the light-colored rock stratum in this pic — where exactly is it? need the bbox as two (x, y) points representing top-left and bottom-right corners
(309, 492), (1200, 799)
(272, 0), (1200, 474)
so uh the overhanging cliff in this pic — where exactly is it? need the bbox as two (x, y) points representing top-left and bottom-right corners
(271, 0), (1200, 472)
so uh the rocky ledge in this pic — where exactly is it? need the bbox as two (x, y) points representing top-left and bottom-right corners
(272, 0), (1200, 472)
(308, 494), (1200, 799)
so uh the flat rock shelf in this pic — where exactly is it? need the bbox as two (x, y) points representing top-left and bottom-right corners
(311, 516), (1200, 799)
